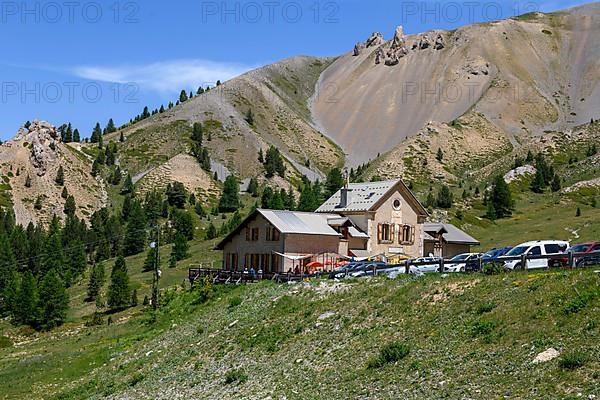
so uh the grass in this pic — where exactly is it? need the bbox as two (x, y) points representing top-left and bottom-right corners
(1, 268), (599, 399)
(367, 342), (410, 369)
(558, 351), (588, 370)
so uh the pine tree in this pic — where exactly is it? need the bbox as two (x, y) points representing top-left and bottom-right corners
(325, 168), (345, 198)
(245, 109), (254, 125)
(105, 118), (116, 134)
(179, 90), (188, 103)
(64, 195), (76, 216)
(261, 186), (274, 209)
(489, 175), (513, 219)
(576, 207), (581, 217)
(219, 176), (240, 212)
(34, 195), (43, 210)
(38, 269), (69, 330)
(25, 174), (32, 188)
(142, 248), (155, 272)
(551, 174), (561, 192)
(191, 122), (203, 144)
(530, 169), (545, 193)
(55, 166), (65, 186)
(247, 177), (259, 197)
(0, 234), (17, 315)
(108, 256), (131, 310)
(172, 209), (194, 240)
(90, 122), (102, 143)
(525, 150), (534, 163)
(195, 202), (206, 217)
(269, 190), (284, 210)
(206, 222), (218, 240)
(14, 271), (39, 326)
(87, 262), (106, 301)
(73, 128), (81, 142)
(61, 186), (68, 199)
(284, 187), (296, 210)
(172, 232), (190, 261)
(131, 289), (138, 307)
(121, 174), (134, 194)
(436, 185), (453, 209)
(124, 202), (147, 256)
(258, 148), (264, 164)
(436, 148), (444, 162)
(425, 190), (436, 209)
(91, 160), (100, 177)
(119, 131), (125, 142)
(264, 146), (285, 178)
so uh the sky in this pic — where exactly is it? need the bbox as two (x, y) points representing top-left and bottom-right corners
(0, 0), (591, 140)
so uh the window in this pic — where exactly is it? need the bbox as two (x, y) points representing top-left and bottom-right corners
(266, 226), (280, 241)
(592, 244), (600, 252)
(226, 253), (238, 271)
(544, 244), (561, 254)
(393, 199), (401, 210)
(377, 223), (394, 243)
(246, 227), (259, 241)
(528, 246), (542, 256)
(400, 225), (414, 244)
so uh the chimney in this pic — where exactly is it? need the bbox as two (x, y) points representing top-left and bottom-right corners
(338, 169), (352, 208)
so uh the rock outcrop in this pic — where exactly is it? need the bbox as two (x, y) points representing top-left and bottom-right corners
(14, 120), (61, 177)
(365, 32), (384, 48)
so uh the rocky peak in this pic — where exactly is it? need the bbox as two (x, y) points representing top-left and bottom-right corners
(11, 120), (61, 177)
(365, 32), (384, 48)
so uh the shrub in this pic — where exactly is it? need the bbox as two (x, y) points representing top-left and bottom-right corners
(84, 312), (105, 327)
(0, 336), (12, 349)
(228, 296), (242, 309)
(476, 302), (496, 315)
(224, 369), (248, 385)
(558, 351), (587, 370)
(470, 320), (497, 337)
(367, 342), (410, 369)
(482, 262), (505, 275)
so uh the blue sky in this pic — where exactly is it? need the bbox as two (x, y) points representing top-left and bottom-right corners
(0, 0), (590, 140)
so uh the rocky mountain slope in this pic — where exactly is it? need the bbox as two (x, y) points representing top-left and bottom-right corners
(0, 120), (106, 226)
(313, 3), (600, 165)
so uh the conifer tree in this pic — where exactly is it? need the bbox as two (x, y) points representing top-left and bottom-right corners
(247, 177), (259, 197)
(245, 109), (254, 126)
(325, 168), (344, 198)
(119, 131), (125, 142)
(219, 176), (240, 212)
(87, 262), (106, 301)
(489, 175), (513, 219)
(64, 195), (76, 216)
(90, 122), (102, 143)
(34, 195), (43, 210)
(436, 148), (444, 162)
(179, 90), (188, 103)
(73, 128), (80, 142)
(142, 248), (155, 272)
(61, 186), (68, 199)
(14, 271), (39, 326)
(206, 222), (218, 240)
(258, 148), (264, 164)
(38, 269), (69, 330)
(131, 289), (138, 307)
(530, 169), (545, 193)
(25, 174), (32, 188)
(0, 234), (17, 315)
(105, 118), (116, 134)
(191, 122), (203, 144)
(436, 185), (453, 209)
(172, 232), (190, 261)
(124, 201), (147, 256)
(107, 256), (131, 310)
(121, 174), (134, 194)
(55, 166), (65, 186)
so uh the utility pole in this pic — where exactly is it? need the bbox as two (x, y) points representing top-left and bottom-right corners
(151, 224), (161, 310)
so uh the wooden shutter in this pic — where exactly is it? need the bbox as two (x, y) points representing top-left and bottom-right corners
(390, 224), (395, 242)
(377, 224), (382, 243)
(245, 227), (250, 241)
(410, 225), (415, 244)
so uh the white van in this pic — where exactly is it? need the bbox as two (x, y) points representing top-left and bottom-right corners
(501, 240), (569, 270)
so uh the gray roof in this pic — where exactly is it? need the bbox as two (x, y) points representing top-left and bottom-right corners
(258, 209), (341, 236)
(348, 226), (369, 239)
(317, 180), (401, 213)
(423, 223), (480, 245)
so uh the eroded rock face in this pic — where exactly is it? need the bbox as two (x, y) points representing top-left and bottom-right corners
(353, 43), (364, 56)
(24, 120), (60, 177)
(434, 34), (445, 50)
(365, 32), (384, 48)
(383, 26), (409, 66)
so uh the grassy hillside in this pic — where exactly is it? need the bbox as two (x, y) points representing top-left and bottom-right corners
(1, 267), (599, 399)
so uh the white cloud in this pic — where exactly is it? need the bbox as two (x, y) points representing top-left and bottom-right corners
(72, 59), (258, 94)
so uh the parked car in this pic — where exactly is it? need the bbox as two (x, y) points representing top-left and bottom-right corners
(349, 262), (387, 278)
(569, 242), (600, 267)
(409, 257), (442, 273)
(481, 247), (513, 264)
(575, 251), (600, 268)
(445, 253), (482, 273)
(501, 240), (569, 270)
(330, 262), (365, 279)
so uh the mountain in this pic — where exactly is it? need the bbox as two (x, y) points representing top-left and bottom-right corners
(2, 3), (600, 226)
(313, 3), (600, 165)
(0, 120), (106, 226)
